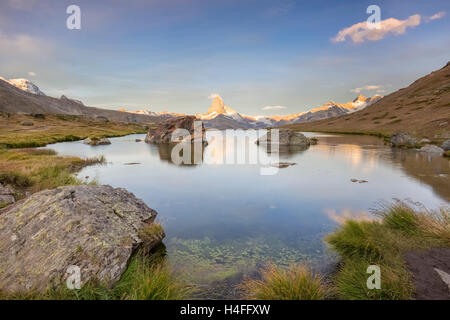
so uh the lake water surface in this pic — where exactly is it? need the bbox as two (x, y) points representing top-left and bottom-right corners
(47, 132), (450, 298)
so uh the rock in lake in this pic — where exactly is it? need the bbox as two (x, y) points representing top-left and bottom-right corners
(145, 116), (207, 145)
(0, 183), (15, 207)
(390, 131), (417, 148)
(419, 144), (444, 155)
(441, 140), (450, 151)
(0, 185), (164, 294)
(271, 162), (297, 168)
(256, 129), (311, 147)
(83, 137), (111, 146)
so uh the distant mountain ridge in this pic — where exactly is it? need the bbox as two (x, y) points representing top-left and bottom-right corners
(0, 76), (382, 129)
(0, 78), (46, 96)
(0, 78), (160, 124)
(121, 93), (382, 129)
(284, 62), (450, 139)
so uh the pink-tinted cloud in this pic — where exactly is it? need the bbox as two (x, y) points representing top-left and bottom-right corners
(262, 105), (286, 110)
(428, 11), (446, 21)
(351, 85), (382, 93)
(332, 14), (422, 43)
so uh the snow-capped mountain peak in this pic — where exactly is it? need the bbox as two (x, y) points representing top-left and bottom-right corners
(0, 77), (46, 96)
(117, 92), (383, 129)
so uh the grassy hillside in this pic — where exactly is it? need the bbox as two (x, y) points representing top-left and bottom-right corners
(0, 113), (153, 148)
(285, 62), (450, 141)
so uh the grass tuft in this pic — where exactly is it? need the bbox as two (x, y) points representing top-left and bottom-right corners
(0, 250), (191, 300)
(325, 202), (450, 299)
(240, 264), (327, 300)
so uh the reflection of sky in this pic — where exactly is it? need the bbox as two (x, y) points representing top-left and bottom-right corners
(47, 133), (449, 288)
(48, 133), (449, 235)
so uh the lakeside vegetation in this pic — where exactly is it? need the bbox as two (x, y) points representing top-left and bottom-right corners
(0, 249), (191, 300)
(0, 148), (104, 198)
(0, 113), (150, 148)
(241, 202), (449, 300)
(0, 116), (191, 300)
(1, 115), (448, 300)
(240, 264), (328, 300)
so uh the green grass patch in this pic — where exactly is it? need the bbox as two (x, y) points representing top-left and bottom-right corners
(0, 149), (105, 196)
(325, 202), (450, 300)
(0, 250), (191, 300)
(240, 264), (327, 300)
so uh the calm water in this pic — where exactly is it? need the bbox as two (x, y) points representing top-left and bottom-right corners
(47, 132), (450, 298)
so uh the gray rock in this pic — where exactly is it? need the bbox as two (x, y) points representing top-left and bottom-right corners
(419, 144), (444, 155)
(145, 116), (207, 145)
(441, 140), (450, 151)
(390, 131), (417, 148)
(256, 129), (311, 147)
(270, 162), (297, 168)
(0, 185), (164, 294)
(419, 138), (431, 144)
(0, 183), (15, 207)
(83, 137), (111, 146)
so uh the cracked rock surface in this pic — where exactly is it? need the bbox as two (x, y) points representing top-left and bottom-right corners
(0, 185), (163, 294)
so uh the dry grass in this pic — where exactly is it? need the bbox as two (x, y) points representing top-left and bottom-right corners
(326, 202), (450, 299)
(0, 148), (104, 196)
(240, 264), (327, 300)
(0, 113), (150, 148)
(0, 250), (191, 300)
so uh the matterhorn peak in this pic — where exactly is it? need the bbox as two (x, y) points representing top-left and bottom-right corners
(208, 94), (227, 114)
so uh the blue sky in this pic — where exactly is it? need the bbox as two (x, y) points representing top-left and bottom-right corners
(0, 0), (449, 115)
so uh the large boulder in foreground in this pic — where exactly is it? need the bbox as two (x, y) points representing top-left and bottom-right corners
(0, 183), (15, 207)
(145, 116), (207, 144)
(0, 185), (164, 294)
(256, 129), (311, 147)
(390, 131), (418, 148)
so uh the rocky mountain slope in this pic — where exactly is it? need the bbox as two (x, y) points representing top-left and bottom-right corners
(0, 78), (46, 96)
(285, 62), (450, 140)
(0, 78), (160, 124)
(1, 75), (383, 130)
(197, 94), (381, 129)
(123, 93), (381, 129)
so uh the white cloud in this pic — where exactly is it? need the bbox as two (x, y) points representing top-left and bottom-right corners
(332, 14), (421, 43)
(28, 71), (36, 77)
(262, 105), (286, 110)
(351, 85), (382, 93)
(429, 11), (446, 21)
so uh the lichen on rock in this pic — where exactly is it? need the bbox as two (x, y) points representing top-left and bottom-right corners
(0, 185), (164, 294)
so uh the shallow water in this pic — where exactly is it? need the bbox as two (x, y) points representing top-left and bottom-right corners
(47, 132), (450, 298)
